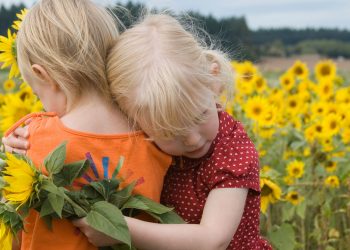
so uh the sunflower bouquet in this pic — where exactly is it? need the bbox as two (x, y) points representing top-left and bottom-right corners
(0, 142), (183, 250)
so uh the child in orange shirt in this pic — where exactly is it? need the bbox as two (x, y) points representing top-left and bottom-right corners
(4, 1), (171, 250)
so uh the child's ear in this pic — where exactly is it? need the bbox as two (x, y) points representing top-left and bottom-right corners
(31, 64), (60, 90)
(210, 62), (220, 76)
(31, 64), (50, 81)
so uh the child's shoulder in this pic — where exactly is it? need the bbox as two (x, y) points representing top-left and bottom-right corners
(4, 112), (58, 138)
(217, 110), (253, 146)
(199, 110), (260, 191)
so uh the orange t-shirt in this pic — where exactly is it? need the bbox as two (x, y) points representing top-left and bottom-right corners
(6, 112), (171, 250)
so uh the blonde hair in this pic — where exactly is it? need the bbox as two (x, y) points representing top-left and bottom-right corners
(17, 0), (119, 108)
(107, 14), (233, 139)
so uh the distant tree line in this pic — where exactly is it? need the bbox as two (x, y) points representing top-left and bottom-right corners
(1, 1), (350, 60)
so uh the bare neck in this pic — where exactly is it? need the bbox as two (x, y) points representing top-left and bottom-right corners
(60, 93), (133, 134)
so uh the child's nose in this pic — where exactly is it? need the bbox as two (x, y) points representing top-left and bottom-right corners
(183, 132), (201, 146)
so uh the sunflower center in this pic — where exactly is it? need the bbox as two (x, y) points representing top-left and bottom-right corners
(291, 194), (299, 200)
(321, 66), (330, 76)
(317, 108), (324, 113)
(289, 100), (297, 108)
(243, 72), (253, 81)
(261, 185), (273, 196)
(316, 125), (323, 133)
(294, 67), (303, 75)
(330, 121), (337, 130)
(256, 78), (263, 88)
(323, 85), (330, 93)
(253, 106), (262, 115)
(292, 168), (300, 175)
(284, 80), (290, 85)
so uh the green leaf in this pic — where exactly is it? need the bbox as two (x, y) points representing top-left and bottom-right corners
(40, 198), (55, 217)
(109, 182), (136, 208)
(53, 159), (90, 187)
(282, 205), (295, 222)
(41, 215), (53, 231)
(44, 142), (67, 175)
(48, 192), (64, 218)
(268, 223), (296, 250)
(296, 201), (306, 220)
(41, 181), (64, 197)
(150, 210), (184, 224)
(86, 201), (131, 247)
(122, 195), (174, 214)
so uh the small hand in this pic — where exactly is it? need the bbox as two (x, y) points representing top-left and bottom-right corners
(2, 126), (30, 154)
(72, 218), (121, 247)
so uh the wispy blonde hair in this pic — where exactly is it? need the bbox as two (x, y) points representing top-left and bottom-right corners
(17, 0), (119, 108)
(107, 14), (233, 139)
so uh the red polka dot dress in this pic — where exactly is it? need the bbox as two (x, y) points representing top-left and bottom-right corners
(161, 111), (272, 250)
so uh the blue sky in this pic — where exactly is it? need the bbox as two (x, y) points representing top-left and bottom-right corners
(1, 0), (349, 30)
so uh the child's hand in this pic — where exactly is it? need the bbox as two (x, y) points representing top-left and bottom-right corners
(2, 126), (30, 154)
(72, 218), (121, 247)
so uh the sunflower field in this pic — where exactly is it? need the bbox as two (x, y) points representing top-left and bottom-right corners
(226, 60), (350, 250)
(1, 9), (350, 250)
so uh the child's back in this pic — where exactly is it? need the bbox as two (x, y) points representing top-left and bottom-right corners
(8, 1), (172, 249)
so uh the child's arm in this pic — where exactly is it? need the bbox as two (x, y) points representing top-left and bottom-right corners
(74, 187), (248, 250)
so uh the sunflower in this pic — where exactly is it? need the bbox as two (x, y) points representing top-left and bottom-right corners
(233, 61), (258, 83)
(2, 153), (38, 206)
(3, 79), (16, 92)
(253, 75), (267, 93)
(260, 178), (282, 213)
(324, 175), (340, 188)
(12, 8), (28, 31)
(310, 101), (328, 118)
(285, 191), (304, 205)
(322, 113), (341, 137)
(260, 105), (278, 127)
(286, 160), (305, 179)
(279, 72), (295, 91)
(285, 94), (305, 116)
(303, 147), (311, 157)
(0, 93), (43, 133)
(320, 137), (334, 152)
(290, 60), (309, 79)
(244, 96), (269, 121)
(283, 176), (294, 185)
(324, 160), (337, 173)
(315, 60), (337, 80)
(0, 29), (19, 79)
(304, 125), (316, 143)
(290, 117), (302, 130)
(233, 61), (258, 95)
(335, 87), (350, 104)
(312, 121), (328, 140)
(0, 219), (12, 250)
(316, 80), (334, 101)
(254, 126), (275, 139)
(298, 79), (312, 92)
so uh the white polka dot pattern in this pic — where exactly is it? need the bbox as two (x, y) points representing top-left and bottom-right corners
(161, 111), (272, 249)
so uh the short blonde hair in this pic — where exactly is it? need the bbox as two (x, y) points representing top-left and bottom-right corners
(17, 0), (119, 107)
(107, 14), (233, 139)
